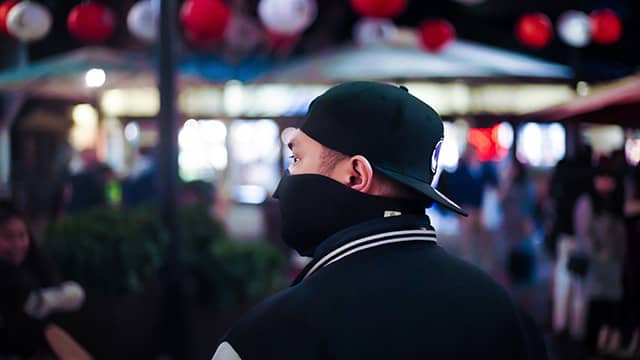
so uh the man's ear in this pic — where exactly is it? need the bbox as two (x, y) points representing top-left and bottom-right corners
(347, 155), (374, 193)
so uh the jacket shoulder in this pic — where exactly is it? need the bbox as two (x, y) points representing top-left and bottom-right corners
(217, 285), (320, 359)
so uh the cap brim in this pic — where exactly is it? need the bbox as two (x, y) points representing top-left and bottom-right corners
(375, 166), (468, 217)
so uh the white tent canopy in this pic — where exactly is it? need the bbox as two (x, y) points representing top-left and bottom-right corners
(0, 47), (206, 101)
(256, 39), (573, 83)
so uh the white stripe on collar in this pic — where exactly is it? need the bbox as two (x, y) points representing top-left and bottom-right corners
(303, 229), (436, 281)
(325, 236), (437, 268)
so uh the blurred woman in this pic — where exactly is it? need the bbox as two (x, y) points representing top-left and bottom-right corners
(573, 159), (626, 355)
(621, 166), (640, 357)
(0, 200), (85, 358)
(551, 147), (595, 342)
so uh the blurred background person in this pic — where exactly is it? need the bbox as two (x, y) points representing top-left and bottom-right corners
(499, 159), (537, 299)
(439, 144), (499, 271)
(65, 149), (117, 213)
(573, 157), (626, 356)
(0, 200), (85, 358)
(179, 180), (215, 208)
(621, 165), (640, 357)
(122, 145), (158, 208)
(549, 145), (595, 341)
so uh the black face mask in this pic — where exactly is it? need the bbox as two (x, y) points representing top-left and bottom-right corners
(273, 173), (428, 257)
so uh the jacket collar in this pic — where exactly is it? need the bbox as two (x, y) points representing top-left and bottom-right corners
(291, 214), (437, 286)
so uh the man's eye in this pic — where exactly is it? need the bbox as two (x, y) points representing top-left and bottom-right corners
(289, 155), (299, 163)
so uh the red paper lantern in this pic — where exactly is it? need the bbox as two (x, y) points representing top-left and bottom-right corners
(515, 13), (552, 49)
(590, 9), (622, 45)
(67, 2), (116, 43)
(350, 0), (406, 18)
(180, 0), (231, 50)
(419, 19), (455, 53)
(0, 0), (19, 35)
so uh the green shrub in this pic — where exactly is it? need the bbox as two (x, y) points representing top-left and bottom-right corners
(192, 240), (286, 308)
(45, 205), (286, 306)
(45, 207), (165, 296)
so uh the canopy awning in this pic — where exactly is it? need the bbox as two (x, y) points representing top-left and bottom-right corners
(0, 47), (206, 101)
(518, 75), (640, 126)
(256, 40), (573, 83)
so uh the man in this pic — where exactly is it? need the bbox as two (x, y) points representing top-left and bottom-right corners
(212, 82), (548, 359)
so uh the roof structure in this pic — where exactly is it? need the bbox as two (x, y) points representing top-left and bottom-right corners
(256, 40), (573, 83)
(0, 47), (205, 101)
(519, 74), (640, 126)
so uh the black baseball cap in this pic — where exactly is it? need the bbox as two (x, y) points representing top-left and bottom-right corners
(294, 81), (467, 216)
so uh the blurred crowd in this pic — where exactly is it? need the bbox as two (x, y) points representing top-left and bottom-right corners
(439, 144), (640, 359)
(62, 147), (216, 215)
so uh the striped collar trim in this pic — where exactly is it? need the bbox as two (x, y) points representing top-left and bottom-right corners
(300, 229), (437, 282)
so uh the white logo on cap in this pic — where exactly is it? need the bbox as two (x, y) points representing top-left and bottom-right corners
(430, 139), (443, 174)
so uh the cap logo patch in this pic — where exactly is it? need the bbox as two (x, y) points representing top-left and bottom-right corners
(384, 210), (402, 217)
(430, 139), (443, 174)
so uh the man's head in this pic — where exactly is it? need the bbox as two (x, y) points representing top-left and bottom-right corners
(285, 128), (418, 199)
(284, 81), (466, 216)
(274, 81), (466, 256)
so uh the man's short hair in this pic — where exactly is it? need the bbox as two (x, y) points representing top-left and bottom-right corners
(319, 147), (349, 176)
(319, 147), (420, 200)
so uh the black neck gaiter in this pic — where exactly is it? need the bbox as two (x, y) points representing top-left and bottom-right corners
(273, 173), (428, 256)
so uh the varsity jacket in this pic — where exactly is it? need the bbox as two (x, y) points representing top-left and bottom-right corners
(212, 214), (548, 359)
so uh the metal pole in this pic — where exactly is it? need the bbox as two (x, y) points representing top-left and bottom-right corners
(0, 130), (10, 198)
(0, 41), (28, 198)
(566, 46), (583, 159)
(157, 0), (186, 358)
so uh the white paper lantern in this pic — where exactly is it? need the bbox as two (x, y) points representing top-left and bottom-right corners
(353, 17), (397, 46)
(6, 1), (51, 42)
(258, 0), (317, 36)
(127, 0), (158, 43)
(557, 10), (591, 48)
